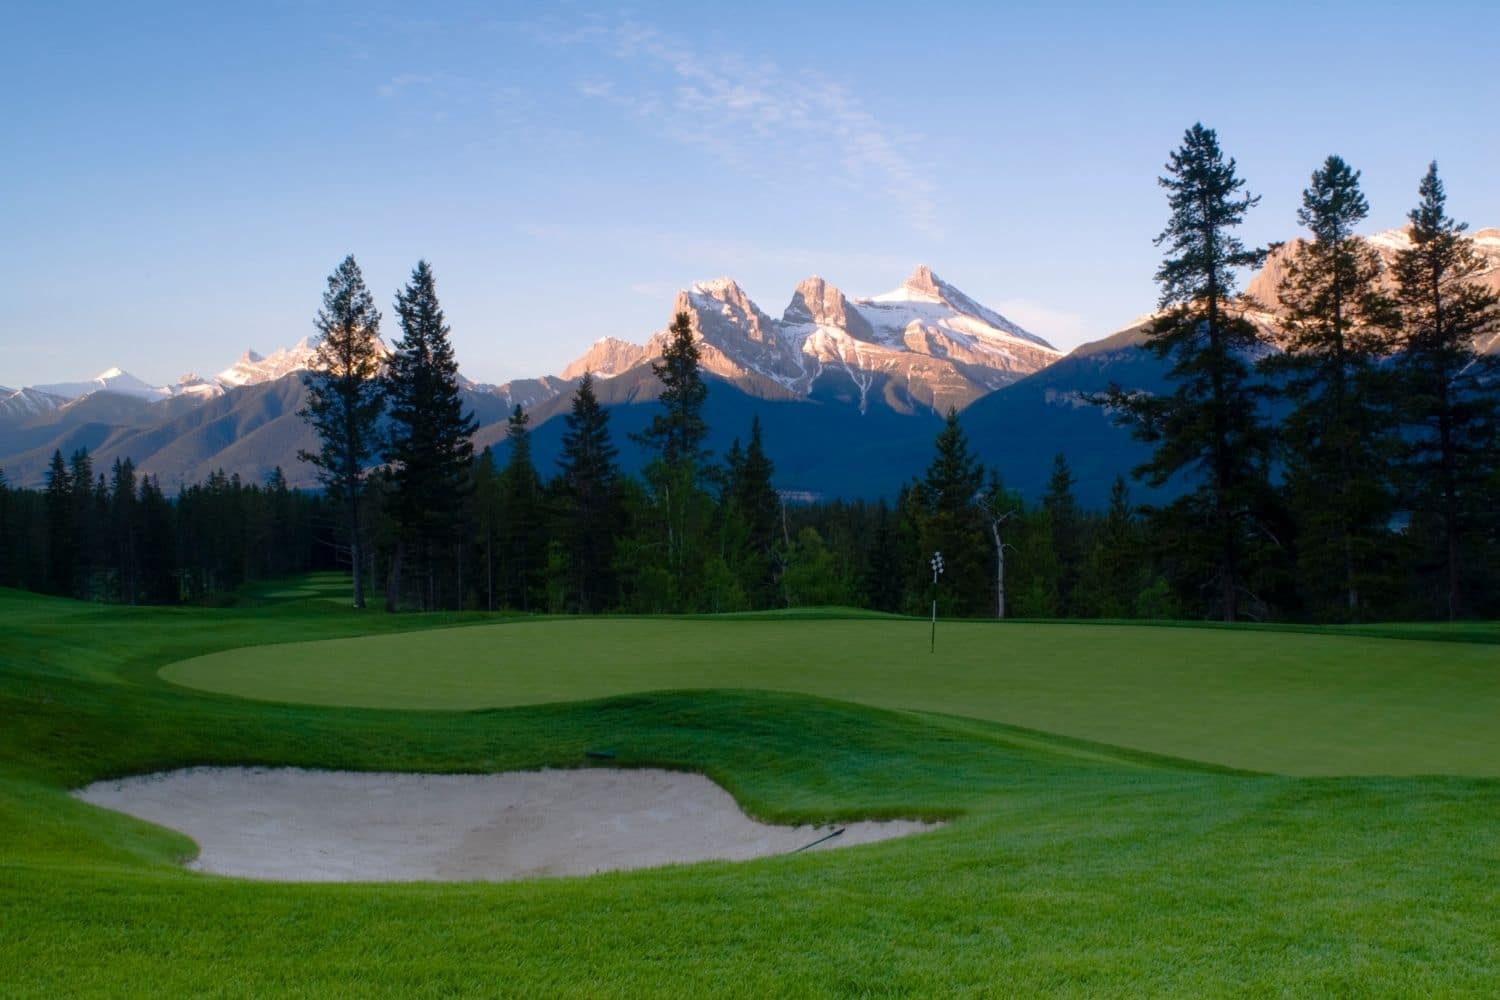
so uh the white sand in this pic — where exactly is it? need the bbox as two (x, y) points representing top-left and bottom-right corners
(74, 767), (940, 882)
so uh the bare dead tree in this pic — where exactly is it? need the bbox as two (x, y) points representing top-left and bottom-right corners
(975, 490), (1017, 619)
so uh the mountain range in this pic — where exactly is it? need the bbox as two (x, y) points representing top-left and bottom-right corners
(3, 230), (1496, 506)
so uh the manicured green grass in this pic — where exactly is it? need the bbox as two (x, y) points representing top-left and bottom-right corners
(164, 617), (1500, 776)
(3, 584), (1500, 996)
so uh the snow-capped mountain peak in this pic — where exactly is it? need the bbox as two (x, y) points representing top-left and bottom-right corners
(868, 265), (1053, 348)
(872, 264), (946, 304)
(0, 385), (72, 419)
(215, 337), (319, 387)
(559, 267), (1062, 415)
(32, 367), (169, 402)
(690, 276), (747, 299)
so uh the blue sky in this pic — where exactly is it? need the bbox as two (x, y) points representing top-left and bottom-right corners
(4, 0), (1497, 388)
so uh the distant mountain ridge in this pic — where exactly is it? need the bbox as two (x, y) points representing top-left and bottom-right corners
(3, 233), (1496, 501)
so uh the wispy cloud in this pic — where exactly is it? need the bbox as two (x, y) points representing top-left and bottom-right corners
(547, 18), (942, 238)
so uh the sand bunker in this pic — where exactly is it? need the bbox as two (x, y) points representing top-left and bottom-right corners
(75, 767), (939, 882)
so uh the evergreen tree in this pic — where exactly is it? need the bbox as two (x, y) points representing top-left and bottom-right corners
(261, 467), (301, 582)
(860, 500), (906, 613)
(724, 416), (780, 606)
(1010, 507), (1061, 618)
(1041, 453), (1084, 613)
(501, 406), (545, 611)
(297, 255), (385, 608)
(69, 449), (100, 600)
(108, 458), (139, 604)
(915, 409), (988, 616)
(0, 468), (9, 588)
(1077, 476), (1143, 617)
(137, 475), (177, 604)
(1389, 163), (1500, 619)
(471, 446), (503, 611)
(633, 311), (714, 609)
(383, 260), (477, 610)
(1264, 155), (1396, 619)
(635, 312), (709, 469)
(1091, 123), (1273, 620)
(43, 451), (73, 596)
(554, 373), (622, 613)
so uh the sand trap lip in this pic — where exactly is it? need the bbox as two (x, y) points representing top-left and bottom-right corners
(74, 767), (942, 882)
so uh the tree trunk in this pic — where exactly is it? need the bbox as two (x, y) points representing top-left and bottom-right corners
(349, 490), (365, 609)
(386, 540), (402, 613)
(990, 520), (1006, 619)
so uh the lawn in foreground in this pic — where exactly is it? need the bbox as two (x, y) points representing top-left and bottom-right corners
(4, 587), (1500, 996)
(164, 616), (1500, 776)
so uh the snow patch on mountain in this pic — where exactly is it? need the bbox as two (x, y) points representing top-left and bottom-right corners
(32, 368), (170, 402)
(0, 386), (71, 419)
(170, 374), (227, 400)
(216, 338), (321, 387)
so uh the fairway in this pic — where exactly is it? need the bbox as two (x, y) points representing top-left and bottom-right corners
(7, 587), (1500, 996)
(164, 618), (1500, 777)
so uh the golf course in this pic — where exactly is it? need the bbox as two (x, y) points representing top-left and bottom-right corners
(4, 574), (1500, 996)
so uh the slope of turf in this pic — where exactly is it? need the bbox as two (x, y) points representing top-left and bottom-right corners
(164, 617), (1500, 776)
(4, 586), (1500, 996)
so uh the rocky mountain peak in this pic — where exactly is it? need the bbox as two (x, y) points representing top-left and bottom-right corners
(783, 275), (877, 341)
(1246, 226), (1500, 322)
(688, 276), (753, 309)
(902, 264), (943, 299)
(784, 275), (843, 323)
(561, 337), (651, 380)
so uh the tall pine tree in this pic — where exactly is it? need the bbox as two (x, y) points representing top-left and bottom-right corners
(1076, 476), (1143, 618)
(635, 312), (709, 469)
(1092, 123), (1273, 620)
(69, 449), (99, 600)
(724, 416), (780, 607)
(554, 373), (622, 613)
(383, 260), (477, 610)
(914, 409), (988, 617)
(1389, 163), (1500, 619)
(633, 311), (714, 609)
(471, 446), (503, 611)
(1041, 453), (1083, 614)
(108, 458), (139, 604)
(43, 450), (73, 597)
(298, 255), (385, 609)
(1264, 155), (1396, 619)
(501, 406), (545, 611)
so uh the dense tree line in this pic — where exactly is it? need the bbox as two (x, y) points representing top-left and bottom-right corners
(0, 457), (336, 602)
(4, 129), (1495, 621)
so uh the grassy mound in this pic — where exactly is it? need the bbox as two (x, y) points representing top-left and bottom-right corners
(163, 616), (1500, 776)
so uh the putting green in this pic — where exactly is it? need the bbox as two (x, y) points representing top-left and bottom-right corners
(162, 618), (1500, 777)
